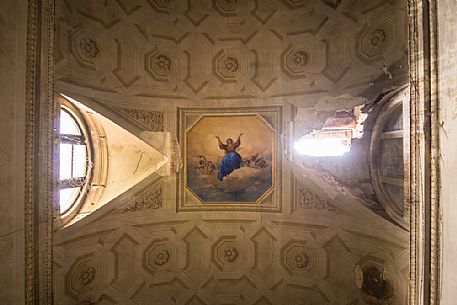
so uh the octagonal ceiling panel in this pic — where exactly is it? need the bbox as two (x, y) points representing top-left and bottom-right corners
(185, 114), (274, 204)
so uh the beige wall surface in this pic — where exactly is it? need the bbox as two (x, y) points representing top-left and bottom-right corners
(0, 0), (27, 304)
(438, 0), (457, 304)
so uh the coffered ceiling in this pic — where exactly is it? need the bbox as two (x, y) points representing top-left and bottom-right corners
(53, 1), (410, 305)
(55, 0), (408, 102)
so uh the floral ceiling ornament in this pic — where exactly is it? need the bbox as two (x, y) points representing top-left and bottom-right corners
(294, 252), (309, 268)
(122, 188), (163, 213)
(155, 55), (172, 72)
(223, 56), (240, 73)
(78, 264), (96, 286)
(370, 29), (387, 48)
(79, 37), (99, 58)
(223, 247), (239, 262)
(153, 249), (170, 265)
(291, 50), (308, 67)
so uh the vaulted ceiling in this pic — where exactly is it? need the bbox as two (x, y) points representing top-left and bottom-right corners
(53, 1), (410, 305)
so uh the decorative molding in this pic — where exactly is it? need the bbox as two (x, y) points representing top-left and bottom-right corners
(356, 19), (394, 63)
(78, 265), (96, 286)
(213, 49), (246, 82)
(144, 238), (177, 274)
(295, 184), (336, 211)
(144, 47), (178, 81)
(153, 249), (170, 266)
(24, 1), (39, 302)
(369, 29), (387, 48)
(293, 176), (336, 212)
(223, 247), (239, 262)
(114, 107), (164, 132)
(70, 26), (108, 70)
(55, 0), (408, 100)
(65, 254), (105, 299)
(25, 0), (56, 304)
(118, 187), (163, 213)
(406, 1), (441, 305)
(79, 37), (99, 57)
(213, 0), (240, 16)
(323, 0), (340, 9)
(294, 252), (309, 269)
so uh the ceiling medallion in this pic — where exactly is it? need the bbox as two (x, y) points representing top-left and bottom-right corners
(79, 37), (99, 58)
(223, 56), (240, 73)
(223, 247), (239, 262)
(370, 29), (387, 48)
(294, 252), (309, 268)
(154, 54), (172, 72)
(78, 264), (96, 286)
(290, 50), (308, 67)
(153, 249), (170, 265)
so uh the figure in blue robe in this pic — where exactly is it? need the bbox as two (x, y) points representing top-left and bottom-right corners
(215, 133), (243, 181)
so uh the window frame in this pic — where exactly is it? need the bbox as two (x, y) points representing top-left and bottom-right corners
(369, 86), (410, 229)
(57, 97), (95, 225)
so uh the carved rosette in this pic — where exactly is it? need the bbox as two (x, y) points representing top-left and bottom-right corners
(144, 239), (177, 274)
(145, 47), (178, 81)
(78, 265), (96, 286)
(223, 247), (239, 262)
(71, 26), (108, 70)
(213, 237), (244, 271)
(357, 18), (394, 63)
(213, 49), (246, 82)
(153, 249), (170, 266)
(79, 38), (98, 57)
(370, 29), (387, 48)
(280, 241), (327, 279)
(294, 252), (309, 268)
(281, 41), (325, 78)
(65, 254), (105, 299)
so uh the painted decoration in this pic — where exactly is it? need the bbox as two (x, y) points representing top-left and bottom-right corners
(185, 114), (274, 203)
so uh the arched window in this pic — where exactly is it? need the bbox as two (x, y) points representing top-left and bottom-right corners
(56, 94), (110, 227)
(58, 99), (93, 219)
(370, 87), (409, 228)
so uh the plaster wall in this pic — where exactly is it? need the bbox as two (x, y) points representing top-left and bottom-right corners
(0, 0), (27, 303)
(437, 1), (457, 304)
